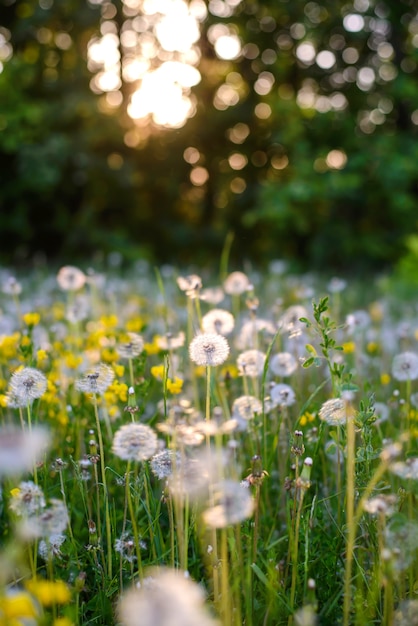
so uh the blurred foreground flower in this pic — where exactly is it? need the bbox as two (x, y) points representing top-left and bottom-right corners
(0, 426), (50, 478)
(118, 568), (220, 626)
(202, 479), (254, 528)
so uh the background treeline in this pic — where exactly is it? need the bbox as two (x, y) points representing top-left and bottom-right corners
(0, 0), (417, 273)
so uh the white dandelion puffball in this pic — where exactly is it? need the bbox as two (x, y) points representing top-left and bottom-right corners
(189, 333), (230, 367)
(112, 423), (158, 462)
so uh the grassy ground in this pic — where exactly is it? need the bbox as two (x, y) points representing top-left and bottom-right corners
(0, 262), (417, 626)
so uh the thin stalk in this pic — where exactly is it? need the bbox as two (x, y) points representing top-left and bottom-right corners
(343, 413), (356, 626)
(220, 527), (231, 625)
(93, 394), (113, 580)
(125, 460), (143, 579)
(288, 489), (307, 625)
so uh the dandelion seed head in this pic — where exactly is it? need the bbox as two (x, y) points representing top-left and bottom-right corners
(177, 274), (202, 298)
(38, 533), (66, 560)
(202, 480), (255, 528)
(9, 367), (48, 405)
(270, 352), (298, 377)
(168, 450), (225, 502)
(390, 457), (418, 480)
(20, 499), (69, 539)
(157, 331), (185, 351)
(236, 349), (266, 377)
(118, 568), (220, 626)
(327, 277), (347, 293)
(278, 305), (308, 335)
(372, 401), (390, 425)
(393, 600), (418, 626)
(392, 352), (418, 381)
(76, 363), (115, 395)
(0, 426), (50, 478)
(318, 398), (349, 426)
(199, 287), (225, 305)
(201, 309), (235, 336)
(363, 494), (397, 516)
(2, 275), (22, 295)
(345, 310), (371, 334)
(232, 395), (262, 420)
(57, 265), (86, 291)
(112, 423), (158, 462)
(235, 319), (276, 350)
(150, 449), (181, 480)
(66, 295), (90, 323)
(189, 333), (230, 367)
(384, 519), (418, 572)
(223, 271), (250, 295)
(270, 383), (296, 407)
(115, 532), (146, 563)
(9, 481), (46, 517)
(118, 333), (144, 359)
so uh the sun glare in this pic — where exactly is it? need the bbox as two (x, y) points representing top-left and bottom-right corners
(88, 0), (208, 129)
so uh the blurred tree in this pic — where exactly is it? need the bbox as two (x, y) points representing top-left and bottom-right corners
(0, 0), (417, 271)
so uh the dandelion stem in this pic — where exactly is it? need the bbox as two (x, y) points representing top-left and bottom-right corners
(125, 461), (143, 579)
(93, 394), (113, 580)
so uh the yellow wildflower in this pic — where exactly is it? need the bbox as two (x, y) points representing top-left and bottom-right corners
(0, 333), (20, 361)
(220, 364), (239, 379)
(101, 348), (118, 363)
(52, 302), (65, 320)
(113, 364), (125, 378)
(104, 380), (128, 404)
(56, 410), (69, 426)
(20, 336), (31, 348)
(25, 579), (71, 607)
(10, 488), (21, 498)
(167, 377), (184, 394)
(99, 314), (118, 329)
(342, 341), (356, 354)
(193, 366), (206, 378)
(0, 590), (39, 620)
(0, 394), (8, 408)
(366, 342), (379, 355)
(36, 349), (48, 365)
(22, 312), (40, 327)
(151, 365), (165, 380)
(380, 373), (391, 385)
(108, 405), (120, 420)
(144, 337), (161, 355)
(126, 317), (145, 332)
(53, 618), (74, 626)
(64, 354), (83, 369)
(299, 411), (313, 426)
(369, 301), (384, 322)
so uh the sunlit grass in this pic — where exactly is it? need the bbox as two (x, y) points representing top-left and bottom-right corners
(0, 262), (417, 626)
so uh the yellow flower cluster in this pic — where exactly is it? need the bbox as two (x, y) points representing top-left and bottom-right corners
(25, 578), (71, 606)
(299, 412), (316, 427)
(342, 341), (356, 354)
(22, 312), (41, 327)
(150, 365), (183, 394)
(0, 590), (39, 625)
(0, 333), (21, 363)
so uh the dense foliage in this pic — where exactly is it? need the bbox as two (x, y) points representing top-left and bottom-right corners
(0, 0), (417, 271)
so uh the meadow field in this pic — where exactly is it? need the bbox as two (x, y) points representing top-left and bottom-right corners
(0, 261), (417, 626)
